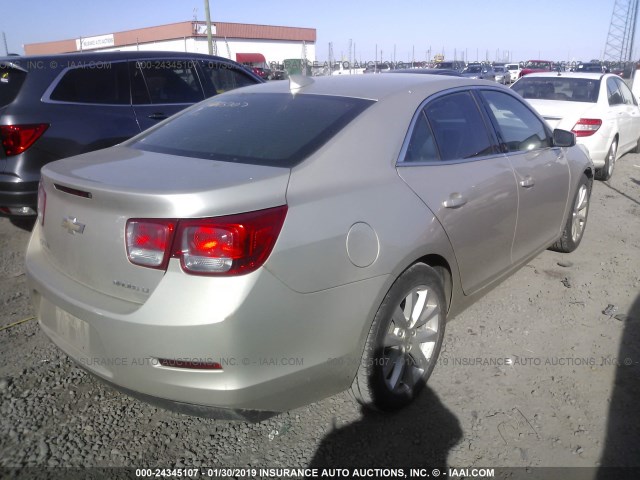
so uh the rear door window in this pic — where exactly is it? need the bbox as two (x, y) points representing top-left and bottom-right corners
(607, 77), (624, 106)
(131, 60), (204, 105)
(49, 62), (130, 104)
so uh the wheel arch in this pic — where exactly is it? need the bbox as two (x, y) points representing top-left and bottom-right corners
(414, 254), (453, 313)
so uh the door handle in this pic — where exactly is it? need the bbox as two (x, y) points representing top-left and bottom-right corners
(519, 175), (535, 188)
(443, 193), (467, 208)
(147, 113), (168, 120)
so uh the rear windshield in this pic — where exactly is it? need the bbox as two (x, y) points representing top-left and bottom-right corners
(0, 64), (26, 107)
(577, 64), (604, 72)
(132, 92), (374, 167)
(512, 77), (600, 103)
(524, 61), (551, 69)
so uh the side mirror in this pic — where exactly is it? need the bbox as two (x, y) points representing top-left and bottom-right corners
(553, 129), (576, 147)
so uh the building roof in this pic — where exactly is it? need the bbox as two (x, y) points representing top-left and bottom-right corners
(24, 21), (316, 55)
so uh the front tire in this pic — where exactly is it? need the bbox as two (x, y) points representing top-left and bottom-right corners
(351, 263), (446, 411)
(550, 173), (591, 253)
(596, 140), (617, 181)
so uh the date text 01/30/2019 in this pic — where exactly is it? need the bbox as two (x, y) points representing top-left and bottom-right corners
(134, 467), (496, 478)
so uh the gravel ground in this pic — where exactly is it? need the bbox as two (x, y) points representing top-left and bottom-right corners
(1, 154), (639, 479)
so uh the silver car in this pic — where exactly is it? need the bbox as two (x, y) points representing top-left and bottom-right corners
(461, 64), (496, 81)
(493, 66), (512, 84)
(26, 75), (594, 421)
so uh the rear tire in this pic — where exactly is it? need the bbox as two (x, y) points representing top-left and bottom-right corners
(550, 174), (591, 253)
(596, 140), (617, 181)
(350, 263), (446, 411)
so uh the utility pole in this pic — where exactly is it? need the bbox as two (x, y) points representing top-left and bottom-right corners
(2, 32), (8, 56)
(204, 0), (214, 55)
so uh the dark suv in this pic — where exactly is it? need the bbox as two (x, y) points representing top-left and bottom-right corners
(0, 51), (262, 218)
(433, 61), (466, 72)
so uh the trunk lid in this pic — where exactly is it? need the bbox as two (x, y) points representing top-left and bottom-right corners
(39, 146), (290, 303)
(525, 99), (597, 130)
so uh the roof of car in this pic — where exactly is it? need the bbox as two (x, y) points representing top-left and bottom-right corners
(233, 73), (489, 101)
(521, 72), (605, 80)
(0, 50), (238, 67)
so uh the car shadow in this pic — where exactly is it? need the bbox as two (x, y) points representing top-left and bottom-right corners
(597, 292), (640, 479)
(307, 386), (462, 471)
(600, 181), (640, 207)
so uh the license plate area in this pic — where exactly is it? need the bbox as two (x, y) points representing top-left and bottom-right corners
(55, 308), (90, 353)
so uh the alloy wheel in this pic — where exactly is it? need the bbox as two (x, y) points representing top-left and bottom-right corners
(571, 183), (589, 243)
(382, 286), (441, 394)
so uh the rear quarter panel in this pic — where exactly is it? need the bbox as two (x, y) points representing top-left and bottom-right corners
(265, 87), (463, 356)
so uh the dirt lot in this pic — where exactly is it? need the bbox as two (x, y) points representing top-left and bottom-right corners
(0, 153), (639, 478)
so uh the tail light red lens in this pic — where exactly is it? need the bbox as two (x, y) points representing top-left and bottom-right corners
(125, 206), (287, 276)
(572, 118), (602, 137)
(0, 124), (49, 156)
(175, 205), (288, 275)
(126, 220), (176, 269)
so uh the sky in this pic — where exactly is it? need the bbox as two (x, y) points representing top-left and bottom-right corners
(0, 0), (623, 63)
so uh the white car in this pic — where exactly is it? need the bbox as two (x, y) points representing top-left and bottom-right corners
(512, 72), (640, 180)
(505, 63), (521, 82)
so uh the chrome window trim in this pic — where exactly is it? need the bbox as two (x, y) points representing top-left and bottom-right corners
(396, 85), (502, 167)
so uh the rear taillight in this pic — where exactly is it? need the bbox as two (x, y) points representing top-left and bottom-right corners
(175, 206), (288, 275)
(126, 220), (176, 270)
(0, 124), (49, 156)
(37, 181), (46, 226)
(572, 118), (602, 137)
(126, 205), (287, 276)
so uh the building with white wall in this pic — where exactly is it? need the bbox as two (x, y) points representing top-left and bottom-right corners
(24, 21), (316, 67)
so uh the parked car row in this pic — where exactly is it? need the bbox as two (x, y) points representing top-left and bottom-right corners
(392, 62), (520, 84)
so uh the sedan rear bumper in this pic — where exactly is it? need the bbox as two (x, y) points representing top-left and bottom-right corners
(26, 225), (387, 415)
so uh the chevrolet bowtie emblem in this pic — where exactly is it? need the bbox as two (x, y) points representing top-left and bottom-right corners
(61, 216), (86, 235)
